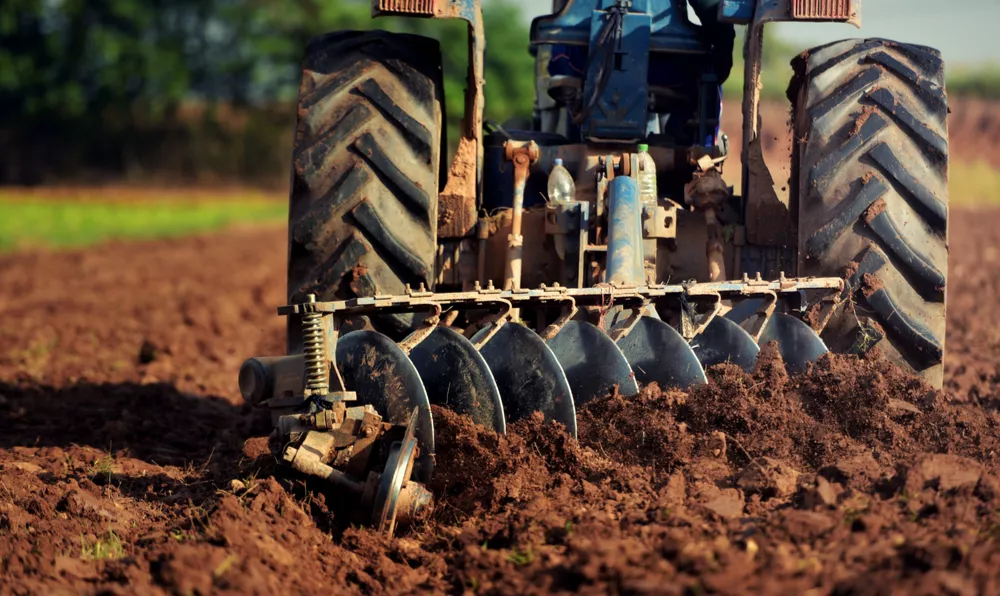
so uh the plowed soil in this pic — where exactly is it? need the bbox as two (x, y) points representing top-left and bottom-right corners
(2, 212), (1000, 595)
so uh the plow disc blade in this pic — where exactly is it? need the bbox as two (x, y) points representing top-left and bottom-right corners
(474, 323), (577, 438)
(759, 313), (829, 374)
(693, 316), (761, 372)
(407, 327), (506, 435)
(547, 321), (639, 406)
(616, 317), (707, 389)
(337, 330), (435, 481)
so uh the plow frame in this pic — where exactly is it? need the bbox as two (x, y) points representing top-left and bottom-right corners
(278, 275), (844, 346)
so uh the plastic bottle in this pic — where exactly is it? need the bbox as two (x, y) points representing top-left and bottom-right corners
(637, 144), (658, 206)
(547, 158), (575, 261)
(547, 158), (575, 204)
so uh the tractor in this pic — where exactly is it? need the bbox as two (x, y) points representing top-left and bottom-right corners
(239, 0), (949, 535)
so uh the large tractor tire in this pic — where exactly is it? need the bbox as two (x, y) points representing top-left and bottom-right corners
(286, 31), (444, 349)
(791, 39), (949, 387)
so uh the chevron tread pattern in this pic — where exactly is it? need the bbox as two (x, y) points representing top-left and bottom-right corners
(285, 30), (443, 347)
(791, 38), (949, 384)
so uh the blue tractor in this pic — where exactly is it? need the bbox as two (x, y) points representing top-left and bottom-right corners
(241, 0), (950, 533)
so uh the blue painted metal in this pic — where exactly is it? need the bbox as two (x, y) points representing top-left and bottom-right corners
(718, 0), (755, 24)
(606, 175), (643, 286)
(582, 7), (652, 139)
(531, 0), (708, 54)
(447, 0), (479, 23)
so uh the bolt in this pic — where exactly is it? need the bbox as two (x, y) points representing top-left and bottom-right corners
(474, 280), (482, 291)
(363, 426), (375, 438)
(487, 280), (495, 290)
(306, 294), (317, 303)
(419, 282), (426, 293)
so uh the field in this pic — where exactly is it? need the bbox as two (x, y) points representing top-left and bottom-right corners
(0, 189), (285, 252)
(4, 97), (1000, 253)
(1, 212), (999, 594)
(1, 100), (1000, 594)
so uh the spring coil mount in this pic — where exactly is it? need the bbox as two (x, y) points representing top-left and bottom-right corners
(301, 294), (329, 397)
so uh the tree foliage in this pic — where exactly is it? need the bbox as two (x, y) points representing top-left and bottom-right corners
(0, 0), (535, 183)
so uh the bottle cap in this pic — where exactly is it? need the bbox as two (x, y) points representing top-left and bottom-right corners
(637, 144), (649, 152)
(553, 158), (564, 166)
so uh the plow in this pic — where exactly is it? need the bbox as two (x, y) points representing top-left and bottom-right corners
(241, 0), (950, 535)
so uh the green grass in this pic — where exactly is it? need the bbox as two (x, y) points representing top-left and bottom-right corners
(950, 161), (1000, 206)
(948, 64), (1000, 101)
(0, 193), (286, 252)
(80, 529), (124, 561)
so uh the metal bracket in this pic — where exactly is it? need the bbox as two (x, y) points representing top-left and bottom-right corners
(642, 203), (678, 240)
(503, 141), (540, 291)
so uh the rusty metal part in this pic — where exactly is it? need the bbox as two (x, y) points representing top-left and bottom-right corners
(642, 203), (678, 240)
(686, 165), (731, 283)
(278, 277), (844, 329)
(791, 0), (853, 20)
(744, 137), (796, 247)
(370, 409), (432, 535)
(503, 141), (540, 290)
(435, 239), (478, 288)
(265, 386), (433, 536)
(412, 0), (485, 240)
(704, 209), (727, 282)
(374, 0), (435, 15)
(301, 295), (330, 398)
(746, 290), (779, 342)
(538, 294), (578, 340)
(545, 202), (589, 288)
(476, 217), (489, 286)
(438, 138), (481, 238)
(284, 430), (366, 495)
(740, 0), (860, 212)
(322, 314), (347, 392)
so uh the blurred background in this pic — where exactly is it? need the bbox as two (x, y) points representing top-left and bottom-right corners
(1, 0), (998, 251)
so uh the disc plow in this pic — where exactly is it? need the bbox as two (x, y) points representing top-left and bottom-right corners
(240, 276), (842, 534)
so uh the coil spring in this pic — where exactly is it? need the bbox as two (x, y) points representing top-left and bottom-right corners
(301, 297), (329, 397)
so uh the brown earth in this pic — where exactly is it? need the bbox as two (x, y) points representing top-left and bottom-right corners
(1, 212), (1000, 595)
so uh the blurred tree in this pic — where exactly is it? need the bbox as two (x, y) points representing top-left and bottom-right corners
(237, 0), (536, 145)
(0, 0), (536, 183)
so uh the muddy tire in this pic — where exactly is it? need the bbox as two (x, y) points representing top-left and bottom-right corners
(790, 39), (949, 387)
(286, 31), (444, 349)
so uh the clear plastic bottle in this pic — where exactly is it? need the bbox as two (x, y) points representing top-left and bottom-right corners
(637, 143), (657, 206)
(547, 158), (575, 204)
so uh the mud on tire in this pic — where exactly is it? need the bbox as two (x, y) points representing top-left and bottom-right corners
(286, 31), (444, 349)
(790, 39), (949, 387)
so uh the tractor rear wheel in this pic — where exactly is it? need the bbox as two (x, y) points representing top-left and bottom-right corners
(286, 31), (444, 350)
(791, 39), (949, 387)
